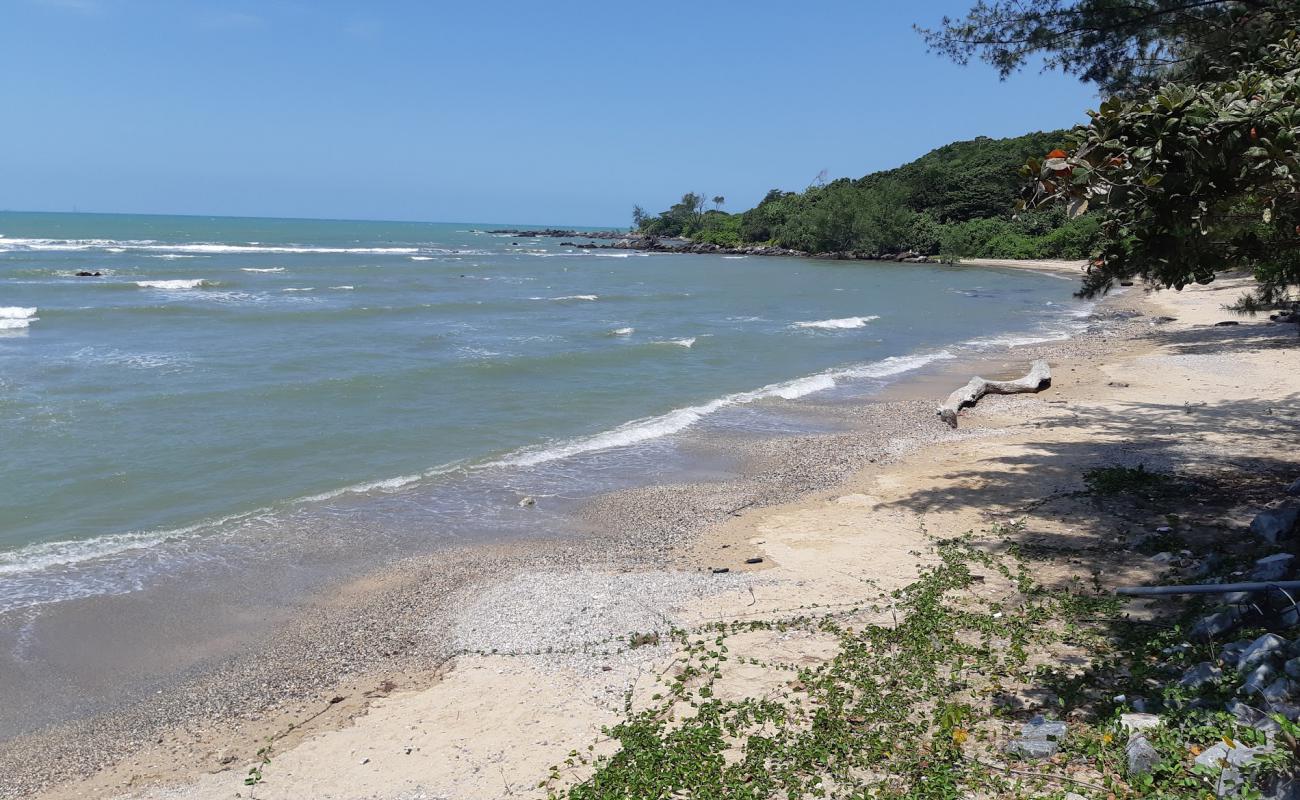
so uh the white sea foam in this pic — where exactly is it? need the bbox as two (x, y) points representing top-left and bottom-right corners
(329, 285), (355, 290)
(0, 318), (33, 330)
(282, 287), (314, 292)
(965, 331), (1072, 349)
(136, 279), (208, 290)
(0, 307), (38, 319)
(149, 254), (201, 259)
(501, 349), (953, 467)
(722, 255), (747, 259)
(610, 327), (635, 336)
(241, 267), (285, 273)
(792, 315), (880, 330)
(0, 237), (422, 255)
(410, 256), (433, 261)
(532, 294), (598, 301)
(653, 337), (696, 348)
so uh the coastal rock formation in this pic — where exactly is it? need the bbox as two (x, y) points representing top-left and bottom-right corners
(486, 229), (941, 262)
(937, 360), (1052, 428)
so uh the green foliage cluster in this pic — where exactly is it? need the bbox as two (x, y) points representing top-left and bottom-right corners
(1024, 25), (1300, 301)
(635, 132), (1103, 259)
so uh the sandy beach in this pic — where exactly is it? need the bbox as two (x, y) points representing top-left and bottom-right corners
(7, 274), (1298, 800)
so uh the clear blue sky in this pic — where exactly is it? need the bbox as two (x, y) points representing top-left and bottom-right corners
(1, 0), (1100, 226)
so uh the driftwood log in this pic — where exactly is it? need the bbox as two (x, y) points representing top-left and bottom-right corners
(937, 360), (1051, 428)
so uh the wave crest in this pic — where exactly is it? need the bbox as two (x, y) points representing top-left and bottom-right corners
(792, 316), (879, 330)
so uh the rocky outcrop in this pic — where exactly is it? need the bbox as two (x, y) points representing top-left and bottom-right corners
(487, 229), (941, 263)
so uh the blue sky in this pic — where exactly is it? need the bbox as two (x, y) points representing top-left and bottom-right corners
(1, 0), (1100, 226)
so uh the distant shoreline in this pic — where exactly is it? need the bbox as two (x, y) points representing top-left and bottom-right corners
(488, 229), (1087, 273)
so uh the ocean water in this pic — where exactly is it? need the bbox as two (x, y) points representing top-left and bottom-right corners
(0, 211), (1089, 615)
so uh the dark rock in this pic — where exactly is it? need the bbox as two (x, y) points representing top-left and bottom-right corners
(1214, 320), (1241, 326)
(1244, 663), (1279, 695)
(1251, 554), (1296, 582)
(1180, 661), (1223, 690)
(1265, 771), (1300, 800)
(711, 567), (730, 574)
(1191, 608), (1243, 640)
(1126, 735), (1160, 777)
(744, 557), (763, 564)
(1262, 677), (1294, 705)
(74, 270), (103, 277)
(1251, 503), (1300, 544)
(1227, 699), (1282, 736)
(1120, 280), (1135, 286)
(1287, 478), (1300, 497)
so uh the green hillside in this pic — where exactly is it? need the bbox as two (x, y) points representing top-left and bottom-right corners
(637, 130), (1101, 259)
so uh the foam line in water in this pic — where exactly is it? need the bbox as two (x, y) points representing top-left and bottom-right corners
(609, 327), (634, 336)
(241, 267), (285, 273)
(0, 237), (427, 255)
(500, 349), (953, 467)
(0, 307), (38, 319)
(792, 316), (879, 330)
(136, 279), (208, 290)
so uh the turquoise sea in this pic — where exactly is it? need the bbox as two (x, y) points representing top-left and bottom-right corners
(0, 211), (1088, 614)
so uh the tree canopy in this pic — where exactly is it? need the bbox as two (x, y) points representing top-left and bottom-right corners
(925, 1), (1299, 303)
(917, 0), (1294, 96)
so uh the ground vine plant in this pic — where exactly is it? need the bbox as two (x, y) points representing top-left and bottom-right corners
(540, 535), (1295, 799)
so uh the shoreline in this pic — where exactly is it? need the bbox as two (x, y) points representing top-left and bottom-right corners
(5, 276), (1290, 799)
(489, 228), (1089, 272)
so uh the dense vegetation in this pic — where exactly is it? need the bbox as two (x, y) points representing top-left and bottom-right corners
(634, 132), (1103, 260)
(926, 0), (1299, 301)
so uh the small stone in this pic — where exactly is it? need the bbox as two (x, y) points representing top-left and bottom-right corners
(1286, 657), (1300, 679)
(1287, 478), (1300, 497)
(517, 496), (536, 507)
(1006, 737), (1059, 759)
(1239, 633), (1288, 673)
(360, 757), (370, 765)
(744, 557), (763, 564)
(1126, 734), (1160, 777)
(1150, 551), (1177, 564)
(1180, 661), (1223, 690)
(1251, 503), (1300, 544)
(1214, 320), (1241, 326)
(1007, 715), (1067, 758)
(1120, 712), (1161, 733)
(711, 567), (729, 574)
